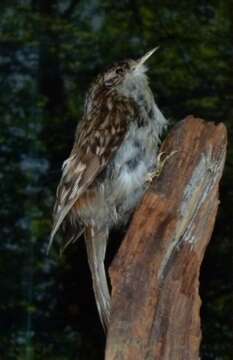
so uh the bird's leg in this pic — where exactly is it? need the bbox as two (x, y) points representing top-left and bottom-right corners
(146, 150), (178, 182)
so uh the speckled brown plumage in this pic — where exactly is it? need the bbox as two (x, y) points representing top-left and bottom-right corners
(49, 48), (168, 328)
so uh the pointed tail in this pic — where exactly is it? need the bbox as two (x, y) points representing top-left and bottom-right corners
(85, 226), (111, 329)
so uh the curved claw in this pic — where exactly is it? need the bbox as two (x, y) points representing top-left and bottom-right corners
(146, 150), (178, 182)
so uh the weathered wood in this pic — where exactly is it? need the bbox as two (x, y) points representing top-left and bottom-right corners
(105, 116), (227, 360)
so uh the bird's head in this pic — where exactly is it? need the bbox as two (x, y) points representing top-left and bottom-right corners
(101, 47), (159, 89)
(85, 47), (159, 111)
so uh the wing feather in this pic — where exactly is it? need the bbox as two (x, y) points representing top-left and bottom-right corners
(48, 96), (137, 252)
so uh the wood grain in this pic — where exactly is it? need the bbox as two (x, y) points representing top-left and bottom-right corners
(105, 116), (227, 360)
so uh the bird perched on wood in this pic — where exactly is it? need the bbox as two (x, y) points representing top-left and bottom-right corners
(48, 47), (168, 329)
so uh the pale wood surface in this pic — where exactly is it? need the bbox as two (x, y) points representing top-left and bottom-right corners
(105, 116), (227, 360)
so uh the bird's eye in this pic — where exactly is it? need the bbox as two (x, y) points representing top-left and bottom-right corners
(116, 68), (124, 75)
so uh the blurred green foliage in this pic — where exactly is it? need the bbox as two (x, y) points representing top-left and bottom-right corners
(0, 0), (232, 359)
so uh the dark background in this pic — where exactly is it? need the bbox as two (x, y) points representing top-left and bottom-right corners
(0, 1), (232, 359)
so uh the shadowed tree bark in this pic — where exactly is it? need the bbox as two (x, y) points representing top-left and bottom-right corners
(105, 116), (227, 360)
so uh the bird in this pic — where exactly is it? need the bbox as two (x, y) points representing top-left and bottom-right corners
(48, 47), (168, 329)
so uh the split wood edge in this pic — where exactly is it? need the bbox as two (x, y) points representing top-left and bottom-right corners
(105, 115), (227, 360)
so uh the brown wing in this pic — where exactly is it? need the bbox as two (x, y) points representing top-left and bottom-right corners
(48, 96), (136, 252)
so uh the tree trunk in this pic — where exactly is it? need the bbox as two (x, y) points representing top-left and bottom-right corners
(105, 116), (227, 360)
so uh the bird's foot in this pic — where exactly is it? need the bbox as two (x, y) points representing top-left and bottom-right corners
(146, 150), (178, 182)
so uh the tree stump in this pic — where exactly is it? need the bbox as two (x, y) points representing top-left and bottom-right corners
(105, 116), (227, 360)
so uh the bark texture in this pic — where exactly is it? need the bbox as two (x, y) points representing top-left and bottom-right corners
(105, 116), (227, 360)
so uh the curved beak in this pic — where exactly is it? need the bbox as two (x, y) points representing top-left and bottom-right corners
(136, 46), (159, 67)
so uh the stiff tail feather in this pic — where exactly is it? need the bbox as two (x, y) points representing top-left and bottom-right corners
(85, 226), (111, 329)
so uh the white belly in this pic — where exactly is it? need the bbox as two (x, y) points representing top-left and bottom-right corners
(104, 121), (158, 224)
